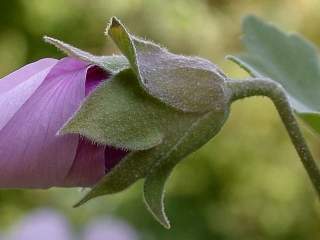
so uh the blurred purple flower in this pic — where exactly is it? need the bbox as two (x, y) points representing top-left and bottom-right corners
(6, 209), (139, 240)
(0, 57), (127, 188)
(7, 210), (72, 240)
(83, 218), (139, 240)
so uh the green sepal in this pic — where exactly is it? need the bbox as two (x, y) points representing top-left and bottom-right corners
(107, 17), (228, 113)
(61, 69), (164, 151)
(143, 110), (229, 228)
(228, 15), (320, 135)
(51, 17), (233, 228)
(72, 68), (229, 227)
(44, 36), (130, 73)
(73, 68), (205, 206)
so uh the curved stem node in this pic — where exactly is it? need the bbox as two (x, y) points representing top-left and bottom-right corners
(227, 78), (320, 197)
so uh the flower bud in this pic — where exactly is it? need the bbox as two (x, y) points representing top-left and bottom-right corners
(56, 17), (231, 228)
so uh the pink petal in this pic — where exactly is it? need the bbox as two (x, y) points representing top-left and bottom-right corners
(0, 58), (90, 188)
(85, 66), (110, 96)
(62, 138), (105, 187)
(0, 58), (57, 94)
(0, 60), (58, 130)
(61, 64), (111, 187)
(0, 56), (126, 188)
(105, 146), (129, 172)
(64, 66), (127, 186)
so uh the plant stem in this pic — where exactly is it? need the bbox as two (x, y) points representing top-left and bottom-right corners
(226, 78), (320, 197)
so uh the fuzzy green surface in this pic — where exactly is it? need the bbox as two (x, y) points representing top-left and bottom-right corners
(228, 15), (320, 135)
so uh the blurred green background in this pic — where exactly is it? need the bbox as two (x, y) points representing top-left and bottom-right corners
(1, 0), (320, 239)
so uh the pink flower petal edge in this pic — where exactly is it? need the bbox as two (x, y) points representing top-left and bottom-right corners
(0, 57), (127, 188)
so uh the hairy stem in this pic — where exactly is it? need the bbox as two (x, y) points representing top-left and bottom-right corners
(226, 78), (320, 197)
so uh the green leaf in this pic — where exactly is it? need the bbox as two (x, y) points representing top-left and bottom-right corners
(44, 36), (130, 73)
(143, 109), (228, 228)
(107, 17), (228, 113)
(228, 15), (320, 134)
(61, 69), (164, 151)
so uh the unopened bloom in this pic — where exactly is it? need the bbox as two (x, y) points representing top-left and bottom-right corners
(0, 57), (126, 188)
(46, 17), (230, 228)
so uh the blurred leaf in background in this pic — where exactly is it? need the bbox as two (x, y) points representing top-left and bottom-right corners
(1, 0), (320, 239)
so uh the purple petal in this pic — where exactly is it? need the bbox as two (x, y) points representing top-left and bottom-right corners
(61, 64), (111, 187)
(85, 66), (110, 96)
(7, 209), (72, 240)
(0, 56), (127, 188)
(0, 58), (57, 95)
(105, 146), (129, 172)
(0, 59), (57, 130)
(62, 65), (127, 187)
(0, 58), (89, 188)
(62, 138), (105, 187)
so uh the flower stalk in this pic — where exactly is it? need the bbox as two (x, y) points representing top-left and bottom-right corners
(227, 78), (320, 197)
